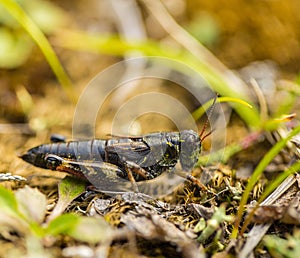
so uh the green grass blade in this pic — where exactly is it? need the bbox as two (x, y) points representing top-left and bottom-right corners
(257, 161), (300, 203)
(240, 161), (300, 235)
(0, 0), (75, 103)
(192, 96), (253, 121)
(197, 142), (243, 165)
(231, 124), (300, 239)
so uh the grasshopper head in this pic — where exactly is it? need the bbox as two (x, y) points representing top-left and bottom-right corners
(179, 95), (216, 171)
(179, 130), (201, 171)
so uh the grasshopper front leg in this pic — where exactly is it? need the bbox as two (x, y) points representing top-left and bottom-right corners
(174, 169), (207, 191)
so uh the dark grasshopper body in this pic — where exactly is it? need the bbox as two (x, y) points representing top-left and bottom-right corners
(20, 130), (201, 184)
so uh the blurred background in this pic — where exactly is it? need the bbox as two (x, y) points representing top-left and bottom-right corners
(1, 0), (300, 160)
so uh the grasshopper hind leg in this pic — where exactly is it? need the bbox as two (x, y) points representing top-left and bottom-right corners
(43, 155), (144, 193)
(122, 160), (152, 192)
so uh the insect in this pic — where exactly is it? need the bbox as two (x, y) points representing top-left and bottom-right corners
(20, 98), (216, 193)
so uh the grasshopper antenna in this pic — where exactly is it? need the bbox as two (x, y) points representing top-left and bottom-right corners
(199, 94), (218, 141)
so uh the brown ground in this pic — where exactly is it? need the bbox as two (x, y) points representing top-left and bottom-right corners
(1, 1), (300, 257)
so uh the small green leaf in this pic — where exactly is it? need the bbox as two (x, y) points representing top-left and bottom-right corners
(15, 186), (47, 224)
(47, 176), (87, 221)
(45, 213), (79, 236)
(59, 176), (87, 200)
(46, 213), (113, 244)
(0, 185), (19, 216)
(0, 186), (31, 235)
(68, 216), (113, 244)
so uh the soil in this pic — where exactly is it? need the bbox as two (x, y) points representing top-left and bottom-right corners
(1, 1), (300, 257)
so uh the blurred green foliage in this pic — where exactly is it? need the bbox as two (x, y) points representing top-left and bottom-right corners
(186, 12), (220, 47)
(264, 229), (300, 258)
(0, 0), (67, 68)
(0, 185), (113, 246)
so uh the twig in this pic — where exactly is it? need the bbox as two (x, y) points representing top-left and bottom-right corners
(250, 78), (268, 123)
(238, 174), (297, 258)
